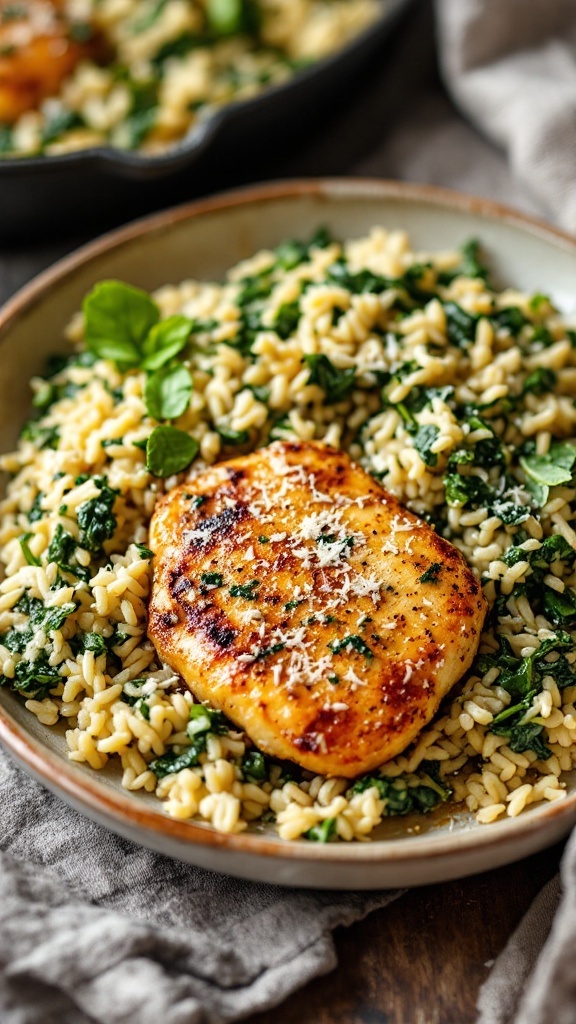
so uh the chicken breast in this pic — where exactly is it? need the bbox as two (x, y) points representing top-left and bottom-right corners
(148, 441), (487, 777)
(0, 1), (104, 124)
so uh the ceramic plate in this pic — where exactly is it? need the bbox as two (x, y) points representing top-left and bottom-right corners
(1, 179), (576, 889)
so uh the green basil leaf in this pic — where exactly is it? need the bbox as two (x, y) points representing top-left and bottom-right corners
(520, 442), (576, 496)
(144, 364), (192, 421)
(83, 281), (159, 367)
(145, 426), (199, 477)
(141, 315), (193, 371)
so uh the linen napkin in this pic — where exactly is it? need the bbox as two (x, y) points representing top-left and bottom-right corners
(0, 746), (401, 1024)
(435, 0), (576, 233)
(433, 1), (576, 1021)
(476, 858), (573, 1024)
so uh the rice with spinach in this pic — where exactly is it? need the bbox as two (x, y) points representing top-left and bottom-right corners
(1, 226), (576, 841)
(0, 0), (379, 157)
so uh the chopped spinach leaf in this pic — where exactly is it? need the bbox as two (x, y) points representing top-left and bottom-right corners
(413, 424), (440, 467)
(490, 499), (531, 525)
(149, 741), (206, 778)
(82, 633), (107, 656)
(47, 524), (76, 566)
(443, 472), (494, 510)
(304, 818), (336, 843)
(241, 749), (269, 781)
(438, 239), (488, 284)
(490, 718), (551, 760)
(200, 572), (223, 587)
(273, 227), (332, 270)
(217, 425), (250, 446)
(303, 354), (355, 403)
(187, 703), (229, 738)
(481, 632), (573, 702)
(328, 634), (373, 659)
(19, 533), (41, 567)
(77, 479), (119, 555)
(41, 109), (84, 147)
(135, 543), (154, 559)
(152, 31), (203, 66)
(273, 300), (300, 339)
(419, 562), (442, 584)
(8, 651), (62, 700)
(492, 307), (528, 335)
(543, 588), (576, 626)
(28, 493), (45, 522)
(443, 302), (478, 347)
(205, 0), (260, 35)
(523, 367), (557, 396)
(327, 261), (389, 295)
(230, 579), (260, 599)
(20, 422), (60, 449)
(255, 642), (285, 660)
(42, 602), (76, 632)
(350, 766), (451, 815)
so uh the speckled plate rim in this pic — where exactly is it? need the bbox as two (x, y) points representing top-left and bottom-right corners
(1, 177), (576, 886)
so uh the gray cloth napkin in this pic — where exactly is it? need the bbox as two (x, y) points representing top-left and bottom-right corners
(434, 1), (576, 1021)
(476, 861), (571, 1024)
(436, 0), (576, 232)
(0, 747), (400, 1024)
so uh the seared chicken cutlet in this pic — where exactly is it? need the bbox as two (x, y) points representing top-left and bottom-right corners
(0, 1), (105, 124)
(148, 441), (487, 777)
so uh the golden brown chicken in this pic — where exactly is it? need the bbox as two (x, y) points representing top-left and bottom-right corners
(148, 441), (487, 777)
(0, 0), (102, 124)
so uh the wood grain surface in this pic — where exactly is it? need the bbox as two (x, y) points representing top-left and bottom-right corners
(247, 843), (564, 1024)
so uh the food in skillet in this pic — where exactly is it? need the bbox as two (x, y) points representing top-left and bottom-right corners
(0, 0), (105, 125)
(1, 225), (575, 842)
(0, 0), (380, 157)
(149, 441), (486, 777)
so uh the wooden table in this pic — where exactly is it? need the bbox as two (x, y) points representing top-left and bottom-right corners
(0, 4), (565, 1020)
(248, 843), (563, 1024)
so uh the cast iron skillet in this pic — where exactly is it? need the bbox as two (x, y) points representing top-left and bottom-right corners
(0, 0), (411, 241)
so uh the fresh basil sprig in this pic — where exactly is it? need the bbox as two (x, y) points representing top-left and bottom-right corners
(144, 363), (193, 421)
(145, 426), (199, 477)
(83, 281), (160, 367)
(141, 315), (194, 371)
(83, 281), (200, 477)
